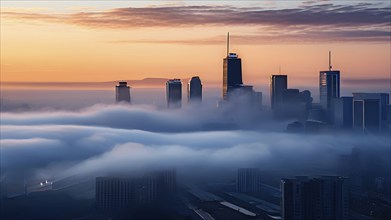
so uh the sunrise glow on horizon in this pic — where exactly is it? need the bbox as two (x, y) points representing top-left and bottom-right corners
(1, 1), (390, 90)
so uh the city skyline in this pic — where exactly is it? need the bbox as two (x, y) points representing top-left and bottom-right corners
(1, 1), (390, 219)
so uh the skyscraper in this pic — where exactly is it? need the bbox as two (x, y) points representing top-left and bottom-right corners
(352, 93), (389, 132)
(187, 76), (202, 103)
(237, 168), (261, 193)
(223, 33), (243, 100)
(281, 176), (348, 220)
(95, 176), (158, 210)
(270, 75), (287, 109)
(95, 177), (133, 210)
(319, 52), (340, 111)
(115, 81), (131, 103)
(166, 79), (182, 108)
(353, 93), (389, 121)
(330, 97), (353, 129)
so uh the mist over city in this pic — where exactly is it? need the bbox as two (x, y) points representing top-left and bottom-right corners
(1, 0), (391, 219)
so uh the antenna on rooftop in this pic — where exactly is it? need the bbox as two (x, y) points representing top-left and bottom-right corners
(329, 51), (332, 71)
(227, 32), (230, 57)
(279, 65), (281, 74)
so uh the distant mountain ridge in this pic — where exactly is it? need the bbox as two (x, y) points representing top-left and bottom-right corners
(2, 78), (194, 89)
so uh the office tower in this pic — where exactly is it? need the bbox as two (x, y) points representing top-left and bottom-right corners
(353, 93), (389, 121)
(353, 99), (381, 132)
(281, 176), (348, 220)
(96, 177), (133, 210)
(237, 168), (261, 193)
(275, 89), (312, 120)
(187, 76), (202, 103)
(166, 79), (182, 108)
(95, 176), (157, 210)
(115, 81), (131, 103)
(353, 93), (389, 132)
(270, 75), (287, 109)
(223, 33), (243, 100)
(319, 51), (340, 111)
(330, 97), (353, 129)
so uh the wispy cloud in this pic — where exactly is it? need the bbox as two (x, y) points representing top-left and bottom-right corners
(2, 3), (390, 43)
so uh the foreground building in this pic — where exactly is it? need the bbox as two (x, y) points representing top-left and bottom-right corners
(281, 176), (348, 220)
(237, 168), (261, 193)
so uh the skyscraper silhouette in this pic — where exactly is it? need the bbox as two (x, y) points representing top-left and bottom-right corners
(270, 75), (287, 109)
(166, 79), (182, 108)
(352, 93), (389, 132)
(281, 176), (348, 220)
(115, 81), (131, 103)
(187, 76), (202, 103)
(319, 51), (340, 111)
(223, 33), (243, 100)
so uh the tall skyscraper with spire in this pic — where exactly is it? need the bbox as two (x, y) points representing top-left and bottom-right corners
(223, 32), (243, 100)
(319, 51), (340, 111)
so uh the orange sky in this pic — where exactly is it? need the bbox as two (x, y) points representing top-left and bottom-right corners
(1, 1), (390, 89)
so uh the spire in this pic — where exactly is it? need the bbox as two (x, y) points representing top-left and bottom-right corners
(329, 51), (332, 71)
(227, 32), (230, 57)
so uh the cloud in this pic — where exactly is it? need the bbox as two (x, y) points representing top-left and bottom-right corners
(1, 104), (389, 188)
(2, 3), (390, 43)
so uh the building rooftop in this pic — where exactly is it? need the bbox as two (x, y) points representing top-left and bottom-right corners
(167, 79), (182, 84)
(117, 81), (128, 86)
(227, 53), (238, 58)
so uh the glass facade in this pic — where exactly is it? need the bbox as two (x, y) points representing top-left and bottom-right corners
(319, 71), (340, 111)
(166, 79), (182, 108)
(270, 75), (287, 109)
(187, 76), (202, 103)
(223, 53), (242, 100)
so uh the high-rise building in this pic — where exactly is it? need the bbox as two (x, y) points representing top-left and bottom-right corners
(319, 52), (340, 111)
(223, 53), (243, 100)
(166, 79), (182, 108)
(223, 33), (243, 100)
(95, 177), (133, 210)
(95, 176), (157, 210)
(187, 76), (202, 103)
(270, 75), (287, 109)
(330, 97), (353, 129)
(353, 93), (389, 132)
(115, 81), (131, 103)
(280, 89), (312, 120)
(319, 71), (340, 111)
(353, 99), (380, 132)
(237, 168), (261, 193)
(281, 176), (348, 220)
